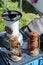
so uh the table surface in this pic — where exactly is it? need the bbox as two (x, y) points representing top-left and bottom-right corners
(0, 30), (43, 65)
(7, 49), (43, 65)
(0, 47), (43, 65)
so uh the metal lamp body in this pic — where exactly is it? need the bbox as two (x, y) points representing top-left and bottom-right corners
(2, 11), (23, 46)
(6, 20), (19, 37)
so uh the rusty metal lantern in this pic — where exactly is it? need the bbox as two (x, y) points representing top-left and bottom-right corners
(28, 32), (40, 56)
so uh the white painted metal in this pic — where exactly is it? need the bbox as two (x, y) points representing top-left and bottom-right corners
(6, 20), (23, 46)
(6, 20), (19, 37)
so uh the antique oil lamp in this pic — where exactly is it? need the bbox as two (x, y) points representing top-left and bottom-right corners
(2, 10), (23, 61)
(2, 10), (23, 46)
(28, 32), (40, 56)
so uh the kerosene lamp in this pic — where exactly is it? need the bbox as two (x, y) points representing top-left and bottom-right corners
(2, 10), (23, 61)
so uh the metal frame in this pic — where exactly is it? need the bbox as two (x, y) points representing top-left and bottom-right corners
(20, 0), (22, 12)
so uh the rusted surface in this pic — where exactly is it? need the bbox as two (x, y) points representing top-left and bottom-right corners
(10, 36), (22, 57)
(28, 32), (40, 56)
(5, 26), (13, 34)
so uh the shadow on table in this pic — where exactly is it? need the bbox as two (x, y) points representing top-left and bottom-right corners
(40, 34), (43, 51)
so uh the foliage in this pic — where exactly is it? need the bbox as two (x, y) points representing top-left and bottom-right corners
(0, 0), (39, 32)
(0, 0), (4, 7)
